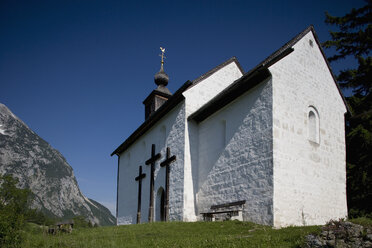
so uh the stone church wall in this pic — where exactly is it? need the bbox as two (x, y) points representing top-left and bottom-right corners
(117, 59), (244, 224)
(116, 28), (347, 227)
(117, 102), (186, 224)
(270, 31), (348, 227)
(195, 79), (274, 225)
(182, 59), (244, 221)
(183, 60), (243, 116)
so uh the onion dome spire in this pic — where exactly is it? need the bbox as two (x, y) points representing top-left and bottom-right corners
(154, 47), (169, 86)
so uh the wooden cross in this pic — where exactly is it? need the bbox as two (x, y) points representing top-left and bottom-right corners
(160, 147), (176, 222)
(135, 166), (146, 224)
(145, 144), (161, 222)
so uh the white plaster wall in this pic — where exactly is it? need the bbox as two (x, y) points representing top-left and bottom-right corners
(195, 79), (274, 225)
(117, 102), (186, 225)
(117, 60), (243, 224)
(271, 31), (348, 227)
(117, 151), (137, 225)
(182, 60), (244, 221)
(183, 120), (198, 221)
(183, 61), (244, 116)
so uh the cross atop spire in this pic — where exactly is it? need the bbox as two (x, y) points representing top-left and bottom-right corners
(154, 47), (169, 87)
(144, 46), (172, 120)
(159, 47), (166, 71)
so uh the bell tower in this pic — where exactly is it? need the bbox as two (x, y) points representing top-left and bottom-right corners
(143, 47), (172, 120)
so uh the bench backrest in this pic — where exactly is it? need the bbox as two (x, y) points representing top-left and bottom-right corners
(210, 200), (246, 210)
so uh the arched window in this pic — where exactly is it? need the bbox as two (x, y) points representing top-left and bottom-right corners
(308, 106), (320, 144)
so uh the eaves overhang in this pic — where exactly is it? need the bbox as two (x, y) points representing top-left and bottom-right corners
(188, 25), (352, 123)
(112, 25), (351, 157)
(188, 66), (272, 123)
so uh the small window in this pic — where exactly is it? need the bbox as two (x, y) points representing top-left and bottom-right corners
(308, 106), (320, 144)
(309, 39), (314, 47)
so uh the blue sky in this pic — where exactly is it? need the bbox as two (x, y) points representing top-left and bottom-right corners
(0, 0), (364, 215)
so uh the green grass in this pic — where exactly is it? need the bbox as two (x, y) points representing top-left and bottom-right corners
(349, 217), (372, 228)
(22, 221), (320, 248)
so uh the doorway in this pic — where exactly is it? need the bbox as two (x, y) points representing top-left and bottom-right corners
(156, 187), (165, 221)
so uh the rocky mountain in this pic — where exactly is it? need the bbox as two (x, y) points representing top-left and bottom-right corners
(0, 103), (115, 226)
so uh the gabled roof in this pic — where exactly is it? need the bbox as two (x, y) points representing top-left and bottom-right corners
(191, 57), (244, 85)
(307, 26), (351, 114)
(188, 67), (272, 122)
(188, 25), (350, 123)
(111, 25), (350, 156)
(111, 57), (245, 156)
(111, 81), (192, 156)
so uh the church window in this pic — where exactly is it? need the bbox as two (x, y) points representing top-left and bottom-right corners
(308, 106), (320, 144)
(309, 39), (314, 47)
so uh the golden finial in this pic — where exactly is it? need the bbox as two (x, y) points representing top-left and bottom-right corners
(154, 47), (169, 86)
(159, 47), (166, 70)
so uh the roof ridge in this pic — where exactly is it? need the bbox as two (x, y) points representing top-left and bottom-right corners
(111, 80), (192, 156)
(248, 25), (350, 113)
(190, 57), (244, 86)
(188, 25), (351, 123)
(309, 25), (351, 114)
(259, 25), (314, 68)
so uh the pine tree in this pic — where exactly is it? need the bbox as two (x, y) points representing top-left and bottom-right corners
(323, 0), (372, 217)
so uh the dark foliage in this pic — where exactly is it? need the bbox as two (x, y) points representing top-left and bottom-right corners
(0, 174), (55, 247)
(72, 216), (95, 228)
(323, 0), (372, 217)
(0, 174), (31, 247)
(25, 208), (54, 226)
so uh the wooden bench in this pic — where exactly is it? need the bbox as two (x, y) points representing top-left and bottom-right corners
(200, 200), (246, 221)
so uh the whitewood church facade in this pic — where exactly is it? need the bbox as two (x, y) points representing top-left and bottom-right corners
(111, 26), (348, 227)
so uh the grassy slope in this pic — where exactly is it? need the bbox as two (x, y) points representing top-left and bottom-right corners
(23, 221), (320, 248)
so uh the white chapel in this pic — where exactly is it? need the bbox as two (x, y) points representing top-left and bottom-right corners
(111, 26), (348, 227)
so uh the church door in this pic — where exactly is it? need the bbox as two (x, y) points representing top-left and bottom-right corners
(156, 187), (165, 221)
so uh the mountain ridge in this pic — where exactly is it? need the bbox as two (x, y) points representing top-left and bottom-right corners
(0, 103), (115, 226)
